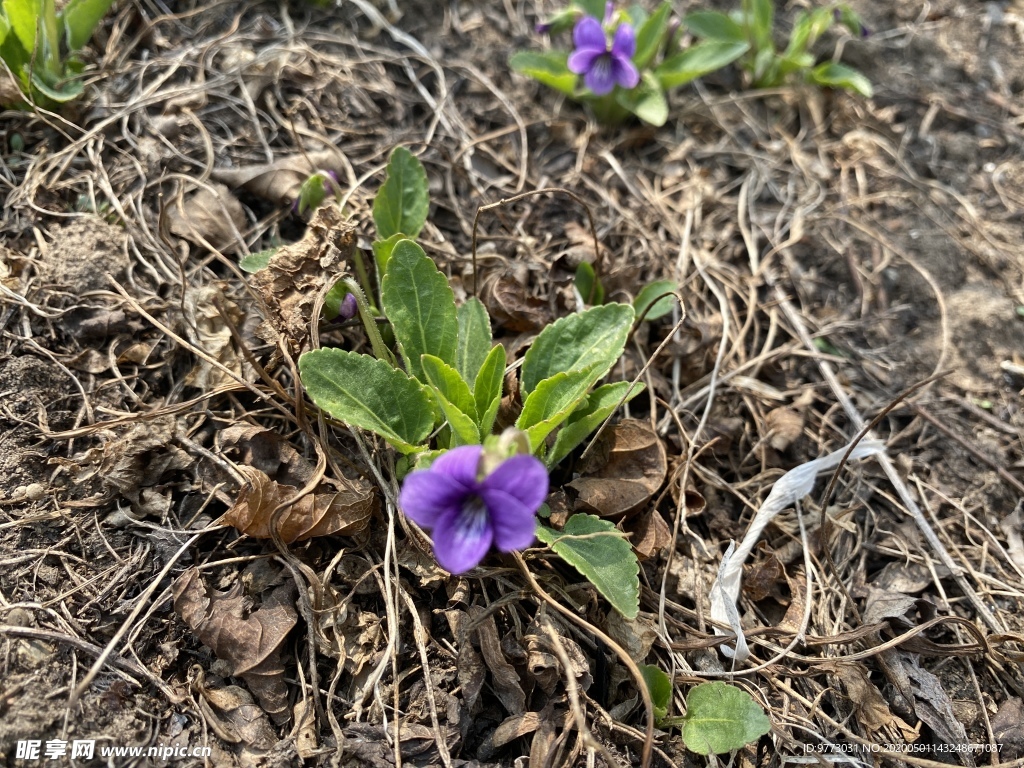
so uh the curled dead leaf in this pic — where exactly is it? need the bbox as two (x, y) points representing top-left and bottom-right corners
(480, 273), (551, 332)
(470, 606), (526, 715)
(250, 206), (354, 352)
(569, 419), (667, 518)
(622, 509), (673, 560)
(173, 568), (297, 725)
(211, 149), (346, 205)
(183, 283), (245, 391)
(220, 465), (376, 544)
(764, 406), (805, 451)
(192, 667), (277, 750)
(166, 183), (247, 253)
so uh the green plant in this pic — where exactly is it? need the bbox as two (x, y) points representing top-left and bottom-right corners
(512, 0), (748, 127)
(685, 0), (872, 95)
(0, 0), (117, 107)
(246, 147), (647, 607)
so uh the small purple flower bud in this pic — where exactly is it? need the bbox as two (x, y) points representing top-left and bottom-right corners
(339, 292), (358, 320)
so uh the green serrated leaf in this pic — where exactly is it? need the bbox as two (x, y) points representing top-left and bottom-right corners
(615, 70), (668, 127)
(684, 10), (746, 43)
(373, 147), (429, 241)
(240, 248), (277, 273)
(546, 381), (643, 468)
(517, 364), (602, 452)
(536, 513), (640, 619)
(473, 343), (505, 435)
(509, 50), (578, 96)
(808, 62), (873, 97)
(655, 40), (750, 89)
(422, 355), (479, 446)
(381, 239), (458, 383)
(456, 297), (491, 387)
(640, 665), (672, 720)
(681, 682), (771, 755)
(574, 262), (603, 306)
(521, 303), (634, 396)
(299, 348), (434, 454)
(633, 1), (671, 70)
(634, 280), (677, 321)
(59, 0), (114, 51)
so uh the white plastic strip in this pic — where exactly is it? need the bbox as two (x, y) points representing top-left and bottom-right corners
(710, 438), (887, 661)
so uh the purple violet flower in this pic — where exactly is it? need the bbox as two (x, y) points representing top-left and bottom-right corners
(339, 292), (358, 320)
(400, 445), (549, 574)
(567, 14), (640, 96)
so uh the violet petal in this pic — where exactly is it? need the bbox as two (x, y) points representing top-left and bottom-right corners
(573, 16), (607, 52)
(611, 56), (640, 90)
(611, 22), (636, 60)
(481, 454), (549, 512)
(585, 56), (616, 95)
(429, 445), (483, 487)
(431, 504), (494, 574)
(568, 47), (603, 75)
(399, 471), (468, 528)
(479, 487), (539, 552)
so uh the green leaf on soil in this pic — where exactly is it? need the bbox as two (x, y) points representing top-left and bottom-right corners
(536, 513), (640, 619)
(373, 146), (429, 240)
(240, 248), (277, 273)
(509, 51), (577, 96)
(574, 261), (604, 306)
(473, 343), (505, 436)
(640, 664), (673, 720)
(683, 10), (746, 42)
(680, 682), (772, 755)
(633, 280), (678, 321)
(521, 303), (634, 396)
(655, 40), (750, 89)
(808, 62), (873, 97)
(633, 1), (672, 70)
(546, 381), (644, 468)
(380, 239), (458, 383)
(517, 364), (602, 452)
(422, 354), (479, 445)
(299, 348), (434, 454)
(456, 296), (491, 387)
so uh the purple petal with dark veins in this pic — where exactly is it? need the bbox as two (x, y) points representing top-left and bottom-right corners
(431, 502), (494, 574)
(584, 55), (616, 95)
(568, 47), (603, 75)
(611, 56), (640, 90)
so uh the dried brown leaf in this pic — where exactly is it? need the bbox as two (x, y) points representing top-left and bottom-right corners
(481, 274), (551, 332)
(183, 283), (244, 390)
(250, 206), (354, 352)
(623, 509), (672, 560)
(219, 425), (315, 488)
(211, 149), (346, 205)
(445, 609), (486, 711)
(220, 465), (376, 544)
(193, 669), (277, 750)
(167, 183), (246, 252)
(471, 606), (526, 715)
(823, 661), (919, 742)
(570, 418), (668, 518)
(492, 711), (543, 748)
(764, 406), (805, 451)
(173, 568), (297, 725)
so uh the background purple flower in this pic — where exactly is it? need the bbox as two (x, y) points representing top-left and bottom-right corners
(567, 16), (640, 96)
(400, 446), (549, 574)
